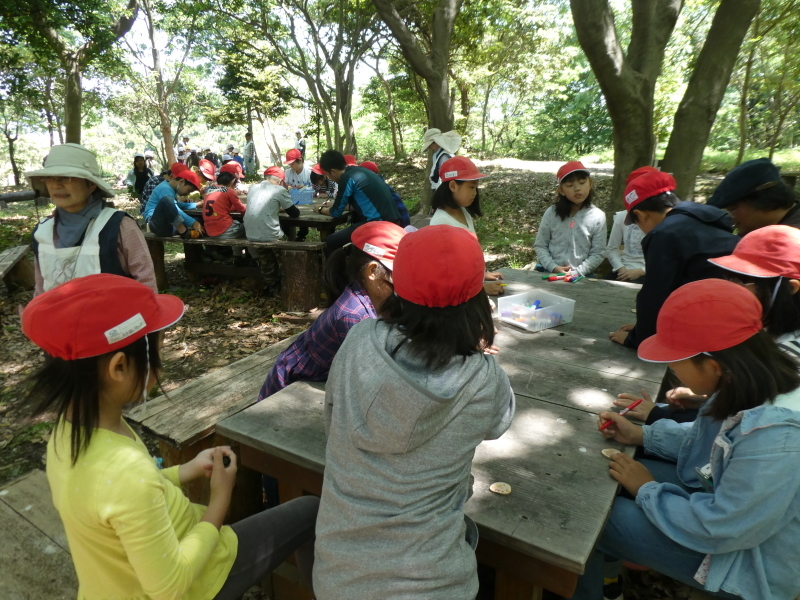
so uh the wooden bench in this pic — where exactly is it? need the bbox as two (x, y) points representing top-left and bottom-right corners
(143, 233), (325, 311)
(0, 245), (35, 293)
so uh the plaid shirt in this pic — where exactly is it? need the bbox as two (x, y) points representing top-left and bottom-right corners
(259, 283), (376, 399)
(140, 175), (164, 208)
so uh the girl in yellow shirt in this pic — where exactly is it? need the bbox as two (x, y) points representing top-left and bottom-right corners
(22, 273), (318, 600)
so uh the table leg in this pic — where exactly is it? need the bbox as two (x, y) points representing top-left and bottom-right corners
(283, 224), (297, 241)
(496, 571), (543, 600)
(147, 239), (168, 290)
(183, 243), (204, 282)
(317, 225), (333, 242)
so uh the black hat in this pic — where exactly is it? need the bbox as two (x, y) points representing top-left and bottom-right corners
(708, 158), (782, 208)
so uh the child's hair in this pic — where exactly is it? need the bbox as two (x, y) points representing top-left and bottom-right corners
(322, 245), (390, 304)
(738, 183), (795, 211)
(310, 171), (325, 185)
(216, 172), (236, 186)
(431, 181), (482, 217)
(691, 330), (800, 420)
(133, 157), (146, 170)
(627, 191), (681, 224)
(27, 332), (162, 465)
(380, 291), (494, 370)
(723, 274), (800, 337)
(555, 172), (594, 220)
(160, 169), (171, 177)
(320, 150), (346, 172)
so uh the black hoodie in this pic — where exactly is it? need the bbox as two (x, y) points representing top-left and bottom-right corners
(624, 201), (739, 349)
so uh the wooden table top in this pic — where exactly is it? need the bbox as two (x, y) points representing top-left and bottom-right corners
(218, 270), (660, 575)
(185, 203), (349, 227)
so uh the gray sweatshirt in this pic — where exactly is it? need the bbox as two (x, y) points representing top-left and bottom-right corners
(534, 204), (607, 275)
(313, 319), (515, 600)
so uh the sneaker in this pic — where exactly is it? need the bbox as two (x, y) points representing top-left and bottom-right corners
(603, 576), (623, 600)
(179, 228), (200, 239)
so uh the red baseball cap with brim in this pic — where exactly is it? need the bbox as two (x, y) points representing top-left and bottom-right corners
(264, 166), (285, 181)
(709, 225), (800, 280)
(359, 161), (379, 174)
(220, 162), (243, 179)
(637, 279), (763, 363)
(393, 225), (485, 307)
(625, 165), (660, 185)
(311, 163), (325, 176)
(623, 170), (677, 225)
(284, 149), (302, 164)
(170, 162), (188, 175)
(198, 159), (216, 181)
(344, 154), (357, 166)
(22, 273), (185, 361)
(440, 157), (487, 183)
(178, 170), (201, 191)
(351, 221), (406, 271)
(557, 161), (590, 184)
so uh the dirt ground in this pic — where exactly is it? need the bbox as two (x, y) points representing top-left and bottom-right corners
(0, 159), (722, 598)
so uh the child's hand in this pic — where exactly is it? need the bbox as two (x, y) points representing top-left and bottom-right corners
(617, 267), (644, 281)
(179, 448), (215, 483)
(608, 453), (655, 497)
(485, 271), (504, 281)
(666, 387), (708, 410)
(482, 343), (500, 355)
(192, 221), (205, 236)
(484, 281), (505, 296)
(613, 390), (655, 422)
(552, 265), (571, 274)
(209, 446), (237, 499)
(598, 411), (644, 446)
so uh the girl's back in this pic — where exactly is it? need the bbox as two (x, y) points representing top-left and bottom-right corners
(314, 319), (514, 599)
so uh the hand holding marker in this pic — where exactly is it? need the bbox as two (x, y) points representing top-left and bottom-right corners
(598, 398), (643, 431)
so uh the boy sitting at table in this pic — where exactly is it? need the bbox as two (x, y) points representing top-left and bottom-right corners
(243, 167), (300, 295)
(203, 171), (247, 239)
(609, 171), (738, 349)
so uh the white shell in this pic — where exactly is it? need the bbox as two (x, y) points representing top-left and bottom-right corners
(601, 448), (622, 459)
(489, 482), (512, 495)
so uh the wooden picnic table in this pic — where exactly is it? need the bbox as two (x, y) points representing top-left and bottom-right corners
(185, 203), (349, 241)
(217, 269), (664, 599)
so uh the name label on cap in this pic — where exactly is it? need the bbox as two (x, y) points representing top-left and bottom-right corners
(362, 242), (386, 257)
(625, 190), (639, 204)
(105, 313), (147, 345)
(444, 170), (458, 179)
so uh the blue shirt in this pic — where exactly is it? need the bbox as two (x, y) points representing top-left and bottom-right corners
(329, 166), (399, 223)
(143, 180), (197, 227)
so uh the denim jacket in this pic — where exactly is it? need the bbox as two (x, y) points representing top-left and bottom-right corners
(638, 389), (800, 600)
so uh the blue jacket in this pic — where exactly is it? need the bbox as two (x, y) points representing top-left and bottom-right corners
(625, 202), (738, 348)
(639, 389), (800, 600)
(143, 180), (197, 228)
(329, 166), (399, 223)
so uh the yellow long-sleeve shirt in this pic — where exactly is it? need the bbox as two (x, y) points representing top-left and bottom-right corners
(46, 420), (237, 600)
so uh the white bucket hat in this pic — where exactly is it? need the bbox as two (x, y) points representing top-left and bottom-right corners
(25, 143), (114, 199)
(421, 128), (462, 155)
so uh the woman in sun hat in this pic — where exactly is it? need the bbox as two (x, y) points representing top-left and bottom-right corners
(421, 128), (462, 191)
(26, 143), (156, 295)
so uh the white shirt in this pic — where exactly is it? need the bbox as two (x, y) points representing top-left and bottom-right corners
(605, 210), (646, 272)
(534, 205), (607, 276)
(430, 207), (475, 233)
(285, 164), (312, 188)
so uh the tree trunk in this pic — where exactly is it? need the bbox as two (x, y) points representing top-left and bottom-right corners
(481, 79), (495, 152)
(661, 0), (761, 201)
(64, 57), (82, 144)
(5, 130), (21, 185)
(735, 15), (759, 166)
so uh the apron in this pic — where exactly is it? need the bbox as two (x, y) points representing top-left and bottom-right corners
(34, 207), (118, 292)
(429, 148), (450, 190)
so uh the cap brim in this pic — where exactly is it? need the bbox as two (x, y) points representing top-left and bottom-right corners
(707, 256), (780, 279)
(557, 169), (590, 184)
(637, 334), (701, 363)
(150, 294), (186, 334)
(377, 259), (394, 271)
(624, 211), (635, 226)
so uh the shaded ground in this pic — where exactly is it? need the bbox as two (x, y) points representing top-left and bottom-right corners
(1, 160), (723, 598)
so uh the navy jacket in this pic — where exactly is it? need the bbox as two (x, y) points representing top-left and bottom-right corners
(329, 166), (400, 223)
(624, 202), (739, 349)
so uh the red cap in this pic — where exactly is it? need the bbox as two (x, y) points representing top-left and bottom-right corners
(311, 163), (325, 176)
(625, 166), (659, 185)
(393, 225), (485, 307)
(284, 149), (302, 164)
(170, 162), (188, 175)
(350, 221), (406, 270)
(263, 166), (285, 181)
(22, 274), (184, 360)
(178, 170), (201, 191)
(440, 156), (488, 182)
(709, 225), (800, 280)
(219, 162), (243, 179)
(344, 154), (357, 166)
(623, 170), (677, 225)
(359, 161), (379, 174)
(198, 159), (216, 181)
(637, 279), (763, 363)
(557, 161), (590, 183)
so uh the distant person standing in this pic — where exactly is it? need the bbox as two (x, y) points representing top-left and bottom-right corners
(176, 135), (189, 159)
(232, 148), (244, 168)
(421, 129), (461, 192)
(143, 149), (157, 172)
(295, 130), (306, 159)
(203, 146), (221, 170)
(243, 131), (259, 176)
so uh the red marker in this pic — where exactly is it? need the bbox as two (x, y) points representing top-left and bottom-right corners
(598, 398), (643, 431)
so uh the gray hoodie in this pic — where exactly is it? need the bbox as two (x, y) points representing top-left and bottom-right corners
(313, 319), (515, 600)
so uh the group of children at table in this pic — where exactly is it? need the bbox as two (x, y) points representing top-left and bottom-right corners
(19, 138), (800, 600)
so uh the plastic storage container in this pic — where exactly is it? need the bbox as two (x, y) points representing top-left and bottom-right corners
(497, 289), (575, 332)
(290, 188), (314, 205)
